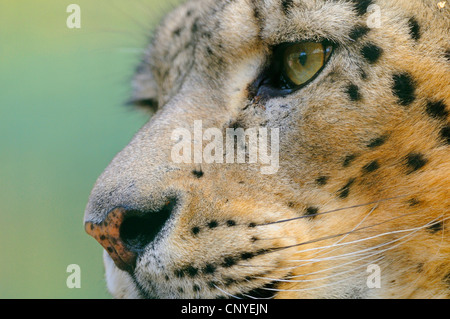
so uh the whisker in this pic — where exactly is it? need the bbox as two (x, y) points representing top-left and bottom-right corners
(213, 285), (242, 299)
(257, 195), (409, 227)
(238, 219), (422, 271)
(397, 215), (448, 296)
(239, 292), (276, 300)
(285, 220), (436, 273)
(263, 232), (417, 294)
(262, 207), (431, 255)
(252, 236), (298, 241)
(257, 256), (385, 283)
(306, 203), (378, 260)
(258, 217), (447, 291)
(261, 268), (368, 293)
(286, 253), (384, 280)
(290, 217), (429, 261)
(261, 219), (447, 293)
(237, 214), (446, 273)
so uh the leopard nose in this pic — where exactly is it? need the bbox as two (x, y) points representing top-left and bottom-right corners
(85, 199), (177, 273)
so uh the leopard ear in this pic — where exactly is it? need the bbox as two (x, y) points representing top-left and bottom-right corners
(129, 51), (159, 113)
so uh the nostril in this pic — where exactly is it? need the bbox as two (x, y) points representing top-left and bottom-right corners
(119, 215), (154, 252)
(120, 199), (177, 252)
(85, 198), (177, 272)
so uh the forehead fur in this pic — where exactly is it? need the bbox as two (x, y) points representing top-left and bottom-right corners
(135, 0), (448, 104)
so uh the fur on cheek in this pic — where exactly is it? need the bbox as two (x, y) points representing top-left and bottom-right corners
(104, 251), (141, 299)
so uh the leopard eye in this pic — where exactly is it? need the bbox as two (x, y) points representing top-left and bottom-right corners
(282, 42), (333, 87)
(250, 41), (334, 98)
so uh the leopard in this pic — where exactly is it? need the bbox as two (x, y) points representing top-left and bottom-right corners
(84, 0), (450, 299)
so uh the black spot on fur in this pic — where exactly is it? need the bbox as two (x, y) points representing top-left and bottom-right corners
(222, 256), (237, 268)
(226, 220), (236, 227)
(351, 0), (373, 16)
(361, 43), (383, 64)
(349, 25), (370, 41)
(224, 277), (236, 286)
(240, 252), (255, 260)
(191, 18), (199, 34)
(416, 263), (424, 273)
(346, 84), (362, 101)
(185, 265), (199, 277)
(408, 18), (421, 41)
(305, 207), (319, 219)
(367, 135), (388, 148)
(173, 27), (182, 37)
(441, 125), (450, 144)
(191, 226), (200, 235)
(251, 0), (263, 24)
(208, 220), (218, 228)
(316, 176), (329, 186)
(174, 269), (185, 278)
(248, 222), (256, 228)
(428, 221), (443, 234)
(363, 160), (380, 173)
(281, 0), (293, 14)
(343, 154), (357, 167)
(338, 178), (356, 199)
(192, 169), (204, 178)
(426, 100), (448, 119)
(408, 198), (420, 207)
(445, 49), (450, 61)
(203, 263), (216, 274)
(193, 284), (201, 292)
(406, 153), (428, 173)
(392, 73), (416, 106)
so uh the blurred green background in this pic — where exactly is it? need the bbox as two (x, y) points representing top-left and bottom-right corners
(0, 0), (181, 298)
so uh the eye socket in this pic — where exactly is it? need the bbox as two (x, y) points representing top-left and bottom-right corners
(253, 41), (334, 97)
(282, 42), (333, 87)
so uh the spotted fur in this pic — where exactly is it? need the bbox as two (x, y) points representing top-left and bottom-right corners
(84, 0), (450, 299)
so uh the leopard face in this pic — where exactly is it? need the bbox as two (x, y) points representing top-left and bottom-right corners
(84, 0), (450, 299)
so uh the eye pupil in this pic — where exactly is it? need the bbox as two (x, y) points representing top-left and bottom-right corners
(298, 51), (307, 66)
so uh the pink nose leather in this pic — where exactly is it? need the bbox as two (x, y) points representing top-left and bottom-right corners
(85, 207), (137, 273)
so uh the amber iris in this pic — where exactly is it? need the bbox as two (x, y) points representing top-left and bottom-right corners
(283, 42), (333, 86)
